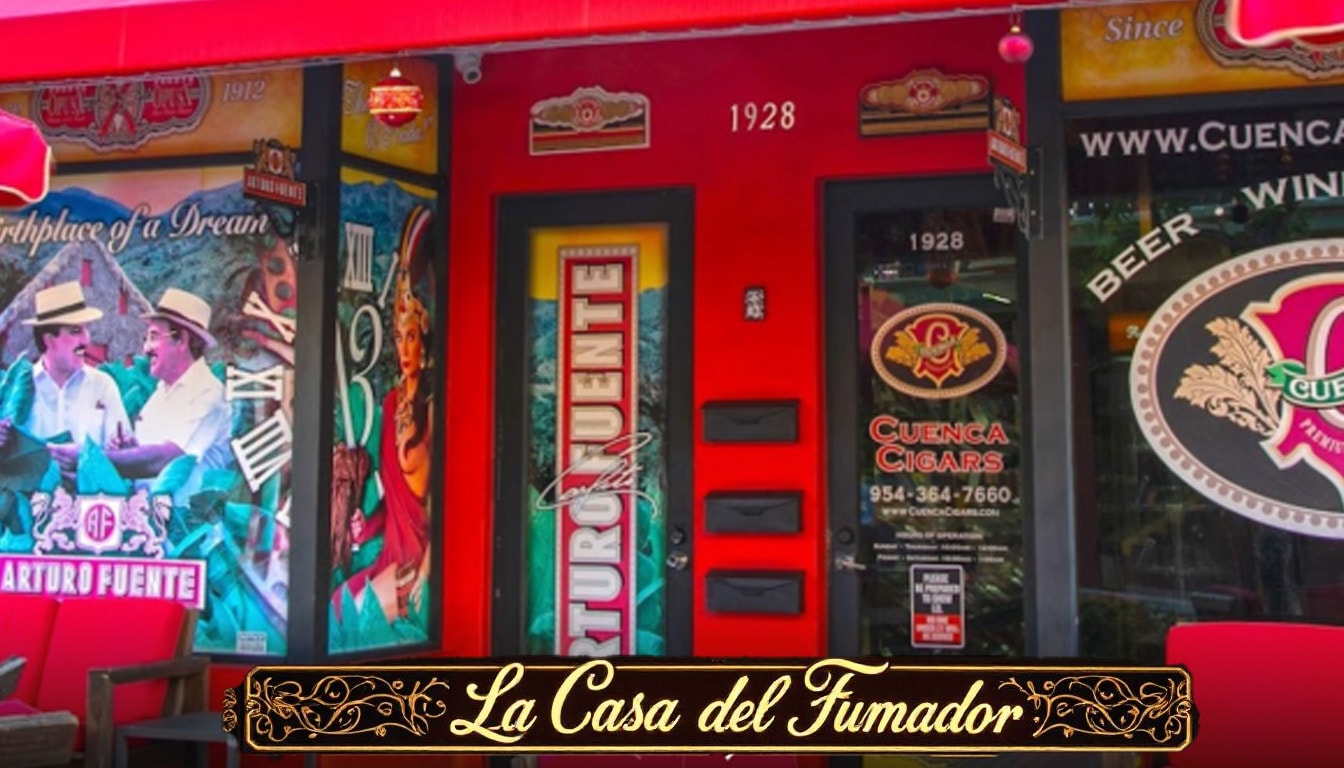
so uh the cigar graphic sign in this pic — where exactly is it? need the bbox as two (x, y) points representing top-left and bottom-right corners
(551, 246), (641, 655)
(526, 226), (668, 657)
(859, 69), (990, 137)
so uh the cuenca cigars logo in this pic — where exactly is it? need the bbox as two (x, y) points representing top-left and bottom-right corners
(1131, 240), (1344, 539)
(870, 304), (1007, 400)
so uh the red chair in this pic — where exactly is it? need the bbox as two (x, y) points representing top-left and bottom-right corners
(1165, 621), (1344, 768)
(0, 595), (209, 768)
(0, 594), (59, 704)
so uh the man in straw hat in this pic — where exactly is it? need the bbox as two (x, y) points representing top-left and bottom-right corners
(51, 287), (232, 489)
(99, 287), (232, 483)
(0, 280), (130, 460)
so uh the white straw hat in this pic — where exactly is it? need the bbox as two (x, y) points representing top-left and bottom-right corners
(22, 280), (104, 326)
(142, 287), (218, 349)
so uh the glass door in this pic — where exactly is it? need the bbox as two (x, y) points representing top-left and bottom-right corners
(826, 177), (1027, 677)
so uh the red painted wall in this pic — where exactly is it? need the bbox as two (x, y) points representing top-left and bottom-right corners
(444, 19), (1026, 657)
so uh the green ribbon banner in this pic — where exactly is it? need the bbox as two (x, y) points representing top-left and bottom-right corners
(1267, 360), (1344, 408)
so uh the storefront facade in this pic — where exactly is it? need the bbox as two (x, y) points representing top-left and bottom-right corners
(453, 17), (1031, 667)
(2, 1), (1344, 767)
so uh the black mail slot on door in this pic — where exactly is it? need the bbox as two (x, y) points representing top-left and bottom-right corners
(701, 400), (799, 443)
(704, 492), (801, 534)
(705, 570), (804, 615)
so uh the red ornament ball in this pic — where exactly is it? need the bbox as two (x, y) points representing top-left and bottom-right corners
(367, 67), (425, 128)
(998, 27), (1034, 64)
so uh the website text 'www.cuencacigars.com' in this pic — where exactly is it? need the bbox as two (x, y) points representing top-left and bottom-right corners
(1078, 117), (1344, 158)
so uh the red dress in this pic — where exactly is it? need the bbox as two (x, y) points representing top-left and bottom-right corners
(340, 387), (430, 618)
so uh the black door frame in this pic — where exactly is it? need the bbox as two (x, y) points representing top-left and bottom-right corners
(823, 173), (1024, 659)
(493, 187), (695, 658)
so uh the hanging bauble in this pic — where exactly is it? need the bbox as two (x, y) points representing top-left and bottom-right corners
(367, 65), (424, 127)
(998, 25), (1034, 64)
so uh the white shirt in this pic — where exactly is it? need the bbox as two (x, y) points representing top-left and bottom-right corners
(23, 359), (131, 449)
(135, 357), (232, 467)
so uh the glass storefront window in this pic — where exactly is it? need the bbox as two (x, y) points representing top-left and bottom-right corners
(1068, 104), (1344, 663)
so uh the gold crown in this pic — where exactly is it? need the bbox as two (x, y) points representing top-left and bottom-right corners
(394, 272), (430, 334)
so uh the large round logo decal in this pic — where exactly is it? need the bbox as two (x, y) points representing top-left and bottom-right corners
(870, 303), (1008, 400)
(1132, 240), (1344, 539)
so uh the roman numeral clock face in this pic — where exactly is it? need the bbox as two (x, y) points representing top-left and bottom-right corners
(226, 299), (295, 494)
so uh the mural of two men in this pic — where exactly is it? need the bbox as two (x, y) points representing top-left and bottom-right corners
(0, 280), (230, 497)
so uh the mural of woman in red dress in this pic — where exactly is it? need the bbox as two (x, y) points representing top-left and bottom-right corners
(332, 204), (434, 628)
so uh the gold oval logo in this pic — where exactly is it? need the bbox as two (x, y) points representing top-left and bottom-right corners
(869, 303), (1008, 400)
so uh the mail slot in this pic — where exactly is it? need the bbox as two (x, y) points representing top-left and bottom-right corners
(705, 570), (804, 615)
(704, 492), (801, 534)
(701, 400), (799, 443)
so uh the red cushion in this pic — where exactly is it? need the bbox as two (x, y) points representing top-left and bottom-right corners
(538, 759), (683, 768)
(0, 697), (41, 717)
(35, 597), (186, 750)
(684, 759), (798, 768)
(0, 594), (60, 703)
(537, 759), (798, 768)
(1166, 621), (1344, 768)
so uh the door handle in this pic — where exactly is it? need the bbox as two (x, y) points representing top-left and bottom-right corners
(833, 554), (865, 570)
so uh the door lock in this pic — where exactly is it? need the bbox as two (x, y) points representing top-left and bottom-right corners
(666, 551), (690, 571)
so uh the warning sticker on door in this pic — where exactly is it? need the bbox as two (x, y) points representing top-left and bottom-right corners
(910, 563), (965, 649)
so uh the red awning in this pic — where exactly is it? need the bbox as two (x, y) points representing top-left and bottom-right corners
(5, 1), (1337, 86)
(0, 0), (1063, 84)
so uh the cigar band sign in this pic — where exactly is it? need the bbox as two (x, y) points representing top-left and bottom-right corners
(1131, 239), (1344, 539)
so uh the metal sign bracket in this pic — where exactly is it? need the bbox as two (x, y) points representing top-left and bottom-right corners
(993, 145), (1043, 241)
